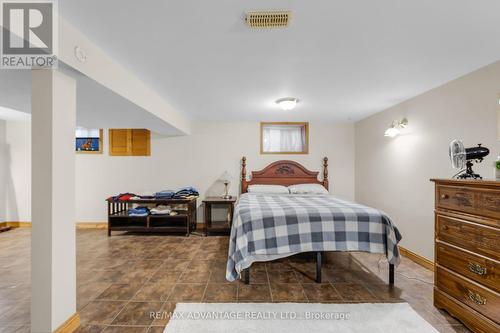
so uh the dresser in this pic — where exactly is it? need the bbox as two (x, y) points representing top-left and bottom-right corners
(431, 179), (500, 333)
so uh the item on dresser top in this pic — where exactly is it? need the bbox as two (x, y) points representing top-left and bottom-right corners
(107, 193), (137, 202)
(151, 205), (171, 215)
(173, 186), (199, 199)
(448, 140), (490, 179)
(288, 183), (329, 194)
(128, 206), (150, 217)
(155, 190), (175, 199)
(495, 156), (500, 180)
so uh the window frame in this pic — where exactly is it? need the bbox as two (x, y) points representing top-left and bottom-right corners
(260, 122), (309, 155)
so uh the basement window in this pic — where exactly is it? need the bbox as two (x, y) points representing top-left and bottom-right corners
(261, 122), (309, 154)
(75, 128), (103, 154)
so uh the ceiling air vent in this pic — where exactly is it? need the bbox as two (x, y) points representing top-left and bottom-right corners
(245, 11), (291, 28)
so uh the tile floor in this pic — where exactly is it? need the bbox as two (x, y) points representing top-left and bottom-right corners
(0, 228), (471, 333)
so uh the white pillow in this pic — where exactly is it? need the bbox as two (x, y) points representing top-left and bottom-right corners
(288, 183), (329, 194)
(247, 185), (290, 194)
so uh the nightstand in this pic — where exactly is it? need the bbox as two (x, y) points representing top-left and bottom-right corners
(203, 197), (237, 236)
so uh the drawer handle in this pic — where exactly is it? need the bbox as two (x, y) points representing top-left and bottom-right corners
(468, 290), (487, 305)
(468, 262), (487, 276)
(441, 194), (449, 200)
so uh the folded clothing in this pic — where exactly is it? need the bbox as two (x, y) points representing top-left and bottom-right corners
(108, 193), (137, 201)
(139, 191), (155, 199)
(128, 206), (150, 217)
(151, 205), (171, 215)
(173, 186), (199, 199)
(155, 190), (175, 199)
(109, 187), (199, 202)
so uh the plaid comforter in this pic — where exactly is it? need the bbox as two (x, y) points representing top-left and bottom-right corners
(226, 193), (402, 281)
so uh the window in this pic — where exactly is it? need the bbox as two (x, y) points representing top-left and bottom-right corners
(75, 128), (103, 154)
(260, 122), (309, 154)
(109, 129), (151, 156)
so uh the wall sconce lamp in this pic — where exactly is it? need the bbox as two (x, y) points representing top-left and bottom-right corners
(384, 118), (408, 138)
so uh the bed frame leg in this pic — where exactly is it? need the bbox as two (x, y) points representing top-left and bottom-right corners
(389, 264), (394, 285)
(316, 251), (322, 283)
(244, 268), (250, 285)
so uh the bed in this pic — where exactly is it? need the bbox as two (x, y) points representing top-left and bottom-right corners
(226, 157), (402, 284)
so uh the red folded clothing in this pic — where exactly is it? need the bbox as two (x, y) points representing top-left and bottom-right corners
(118, 194), (134, 201)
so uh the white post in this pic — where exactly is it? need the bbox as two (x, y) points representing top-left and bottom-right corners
(31, 69), (76, 332)
(0, 120), (6, 222)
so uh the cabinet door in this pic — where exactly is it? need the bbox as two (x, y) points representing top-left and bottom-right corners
(130, 129), (150, 156)
(109, 129), (131, 156)
(109, 129), (150, 156)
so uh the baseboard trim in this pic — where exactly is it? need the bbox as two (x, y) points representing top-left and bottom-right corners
(0, 223), (12, 232)
(1, 221), (110, 229)
(54, 312), (80, 333)
(76, 222), (107, 229)
(399, 246), (434, 271)
(0, 221), (31, 228)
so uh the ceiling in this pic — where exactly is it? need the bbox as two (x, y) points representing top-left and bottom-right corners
(0, 106), (30, 121)
(0, 67), (184, 135)
(58, 1), (500, 121)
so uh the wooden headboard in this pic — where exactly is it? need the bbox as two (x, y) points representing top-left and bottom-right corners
(241, 156), (329, 193)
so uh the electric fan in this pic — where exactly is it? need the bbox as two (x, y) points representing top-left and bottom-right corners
(449, 139), (490, 179)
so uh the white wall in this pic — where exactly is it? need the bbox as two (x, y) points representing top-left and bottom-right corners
(3, 119), (31, 222)
(355, 61), (500, 261)
(4, 121), (355, 222)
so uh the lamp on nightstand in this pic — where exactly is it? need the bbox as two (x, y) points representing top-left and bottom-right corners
(218, 171), (233, 199)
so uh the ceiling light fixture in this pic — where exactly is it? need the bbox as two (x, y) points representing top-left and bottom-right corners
(276, 97), (299, 111)
(384, 118), (408, 138)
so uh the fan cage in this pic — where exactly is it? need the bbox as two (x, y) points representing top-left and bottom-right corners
(449, 139), (466, 169)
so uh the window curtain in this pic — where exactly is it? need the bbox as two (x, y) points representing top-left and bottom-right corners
(75, 127), (100, 138)
(263, 125), (305, 152)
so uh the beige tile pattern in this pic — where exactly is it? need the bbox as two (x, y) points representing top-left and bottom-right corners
(0, 228), (470, 332)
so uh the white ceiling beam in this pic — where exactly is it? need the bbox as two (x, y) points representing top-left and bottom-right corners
(59, 17), (191, 135)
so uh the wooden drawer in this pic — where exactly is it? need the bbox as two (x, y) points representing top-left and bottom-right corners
(436, 242), (499, 292)
(478, 191), (500, 221)
(436, 265), (500, 324)
(436, 214), (500, 261)
(437, 185), (500, 220)
(434, 288), (500, 333)
(437, 185), (476, 213)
